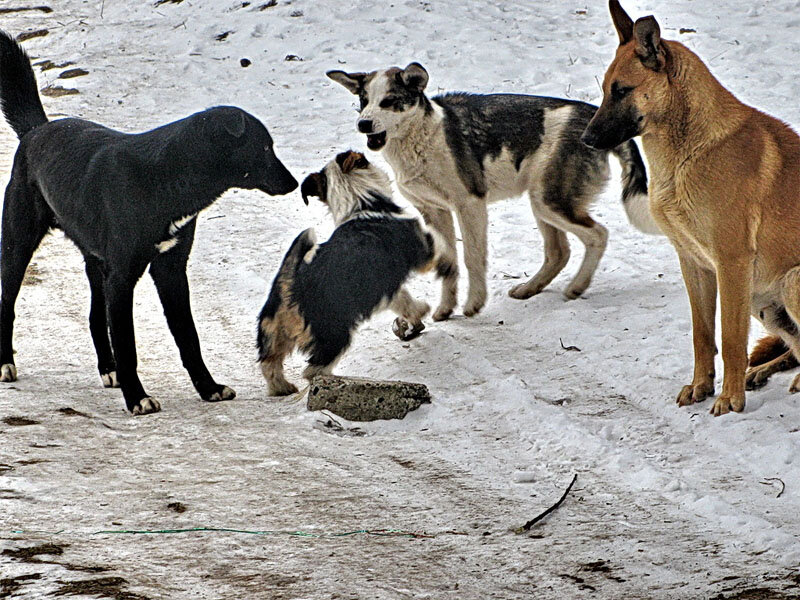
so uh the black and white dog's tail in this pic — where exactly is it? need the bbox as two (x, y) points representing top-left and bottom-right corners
(0, 30), (48, 138)
(611, 139), (662, 235)
(256, 228), (317, 361)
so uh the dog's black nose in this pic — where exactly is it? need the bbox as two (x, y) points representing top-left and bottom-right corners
(357, 119), (374, 134)
(580, 130), (598, 148)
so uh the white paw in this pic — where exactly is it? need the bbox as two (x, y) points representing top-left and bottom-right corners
(392, 317), (425, 341)
(132, 397), (161, 415)
(100, 371), (119, 388)
(207, 386), (236, 402)
(0, 364), (17, 382)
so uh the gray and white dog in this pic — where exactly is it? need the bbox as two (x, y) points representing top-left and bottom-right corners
(328, 63), (660, 320)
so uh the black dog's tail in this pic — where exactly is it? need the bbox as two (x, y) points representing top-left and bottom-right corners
(611, 139), (662, 235)
(256, 228), (317, 360)
(0, 30), (47, 138)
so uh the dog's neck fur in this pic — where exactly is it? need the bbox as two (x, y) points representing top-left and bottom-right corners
(383, 100), (445, 170)
(641, 41), (749, 173)
(325, 164), (400, 225)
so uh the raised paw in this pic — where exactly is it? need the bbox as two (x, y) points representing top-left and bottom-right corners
(0, 363), (17, 382)
(710, 394), (745, 417)
(204, 385), (236, 402)
(100, 371), (120, 388)
(392, 317), (425, 341)
(676, 381), (714, 407)
(131, 397), (161, 416)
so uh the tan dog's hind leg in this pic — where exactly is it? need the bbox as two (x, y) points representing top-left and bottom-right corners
(455, 202), (488, 317)
(778, 266), (800, 393)
(711, 258), (753, 415)
(509, 217), (571, 299)
(675, 254), (718, 408)
(419, 207), (458, 321)
(746, 350), (797, 390)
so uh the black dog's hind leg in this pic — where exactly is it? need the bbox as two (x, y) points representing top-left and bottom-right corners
(104, 263), (160, 415)
(148, 225), (235, 403)
(0, 180), (51, 382)
(84, 255), (118, 387)
(302, 328), (352, 383)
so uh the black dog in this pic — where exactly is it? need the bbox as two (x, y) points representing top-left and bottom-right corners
(0, 30), (298, 414)
(257, 150), (454, 395)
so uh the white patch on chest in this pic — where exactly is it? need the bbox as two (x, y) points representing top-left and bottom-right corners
(156, 213), (197, 253)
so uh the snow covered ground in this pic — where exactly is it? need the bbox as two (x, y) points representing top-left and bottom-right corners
(2, 1), (800, 598)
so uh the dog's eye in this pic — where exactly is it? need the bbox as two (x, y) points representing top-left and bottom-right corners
(379, 97), (397, 109)
(611, 83), (634, 101)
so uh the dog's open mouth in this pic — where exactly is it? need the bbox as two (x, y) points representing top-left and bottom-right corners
(366, 131), (387, 150)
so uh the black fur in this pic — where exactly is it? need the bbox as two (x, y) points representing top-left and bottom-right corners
(433, 93), (605, 199)
(258, 156), (441, 394)
(296, 216), (431, 366)
(0, 29), (298, 414)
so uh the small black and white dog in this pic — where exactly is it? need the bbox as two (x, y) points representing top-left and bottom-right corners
(257, 150), (454, 396)
(0, 30), (298, 414)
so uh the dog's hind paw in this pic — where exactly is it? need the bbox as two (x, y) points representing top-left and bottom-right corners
(131, 397), (161, 415)
(206, 385), (236, 402)
(0, 364), (17, 382)
(100, 371), (120, 388)
(268, 380), (299, 396)
(392, 317), (425, 341)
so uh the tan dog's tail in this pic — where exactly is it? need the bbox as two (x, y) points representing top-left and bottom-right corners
(611, 139), (663, 235)
(749, 335), (789, 367)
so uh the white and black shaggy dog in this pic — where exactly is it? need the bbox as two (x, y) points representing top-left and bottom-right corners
(257, 150), (454, 396)
(328, 63), (661, 321)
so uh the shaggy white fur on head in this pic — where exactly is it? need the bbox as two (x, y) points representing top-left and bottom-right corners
(323, 157), (394, 225)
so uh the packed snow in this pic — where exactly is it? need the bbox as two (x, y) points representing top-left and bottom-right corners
(1, 1), (799, 598)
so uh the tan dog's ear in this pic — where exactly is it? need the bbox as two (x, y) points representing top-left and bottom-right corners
(341, 151), (369, 174)
(326, 70), (366, 94)
(609, 0), (634, 45)
(634, 16), (667, 71)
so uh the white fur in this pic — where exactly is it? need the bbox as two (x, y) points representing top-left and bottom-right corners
(0, 363), (17, 382)
(323, 159), (395, 225)
(624, 192), (663, 235)
(132, 397), (161, 415)
(156, 213), (197, 253)
(101, 371), (119, 388)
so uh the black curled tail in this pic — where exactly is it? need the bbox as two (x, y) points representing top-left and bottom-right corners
(256, 228), (316, 361)
(611, 139), (662, 235)
(0, 30), (47, 138)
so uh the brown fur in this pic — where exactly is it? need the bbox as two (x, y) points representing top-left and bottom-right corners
(593, 1), (800, 415)
(749, 335), (789, 368)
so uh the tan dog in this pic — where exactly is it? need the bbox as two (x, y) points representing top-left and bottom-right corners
(582, 0), (800, 415)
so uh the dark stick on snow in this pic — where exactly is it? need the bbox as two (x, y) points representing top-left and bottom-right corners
(760, 477), (786, 498)
(559, 338), (581, 352)
(516, 474), (578, 533)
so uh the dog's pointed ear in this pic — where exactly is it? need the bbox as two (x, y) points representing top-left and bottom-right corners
(400, 63), (428, 92)
(340, 151), (369, 174)
(609, 0), (634, 45)
(634, 16), (667, 71)
(301, 172), (327, 205)
(326, 70), (366, 95)
(221, 109), (247, 138)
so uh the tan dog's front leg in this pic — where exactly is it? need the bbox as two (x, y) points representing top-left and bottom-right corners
(455, 202), (488, 317)
(711, 257), (753, 415)
(675, 254), (718, 408)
